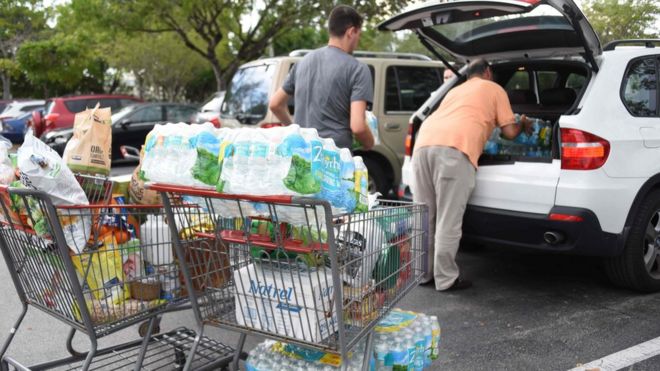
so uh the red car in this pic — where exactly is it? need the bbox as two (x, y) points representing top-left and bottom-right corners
(31, 94), (143, 137)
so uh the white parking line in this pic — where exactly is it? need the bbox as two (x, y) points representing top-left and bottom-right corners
(569, 336), (660, 371)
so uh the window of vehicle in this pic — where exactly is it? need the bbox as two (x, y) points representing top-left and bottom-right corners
(566, 73), (586, 90)
(120, 99), (138, 108)
(385, 66), (442, 112)
(97, 98), (123, 110)
(44, 100), (55, 115)
(64, 99), (92, 113)
(221, 63), (276, 125)
(166, 106), (196, 122)
(622, 57), (658, 117)
(537, 71), (558, 91)
(130, 106), (163, 123)
(505, 71), (530, 90)
(19, 104), (43, 112)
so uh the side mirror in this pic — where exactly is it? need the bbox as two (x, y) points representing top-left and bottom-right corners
(119, 119), (131, 129)
(120, 145), (140, 161)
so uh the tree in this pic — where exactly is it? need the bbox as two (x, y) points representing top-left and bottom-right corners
(582, 0), (659, 45)
(69, 0), (413, 91)
(0, 0), (47, 98)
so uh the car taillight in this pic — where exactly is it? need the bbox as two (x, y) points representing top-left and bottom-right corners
(405, 122), (413, 156)
(560, 128), (610, 170)
(209, 117), (221, 128)
(44, 113), (60, 125)
(261, 123), (285, 129)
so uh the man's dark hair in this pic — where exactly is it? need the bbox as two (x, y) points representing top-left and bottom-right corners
(328, 5), (363, 37)
(467, 59), (491, 77)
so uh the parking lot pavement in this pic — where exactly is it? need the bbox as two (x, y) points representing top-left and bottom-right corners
(4, 244), (660, 370)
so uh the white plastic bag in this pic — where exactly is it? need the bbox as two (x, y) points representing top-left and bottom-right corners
(0, 135), (15, 185)
(18, 131), (90, 253)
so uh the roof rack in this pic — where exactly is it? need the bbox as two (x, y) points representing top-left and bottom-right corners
(288, 49), (432, 61)
(603, 39), (660, 51)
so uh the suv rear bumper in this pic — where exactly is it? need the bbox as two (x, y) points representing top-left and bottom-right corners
(462, 205), (626, 257)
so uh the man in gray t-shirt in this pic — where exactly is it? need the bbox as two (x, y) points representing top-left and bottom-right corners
(269, 5), (374, 151)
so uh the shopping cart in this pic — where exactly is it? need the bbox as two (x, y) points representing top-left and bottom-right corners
(151, 184), (428, 370)
(0, 175), (240, 370)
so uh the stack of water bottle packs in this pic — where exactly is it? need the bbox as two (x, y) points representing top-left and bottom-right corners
(140, 123), (369, 214)
(245, 309), (441, 371)
(484, 114), (553, 157)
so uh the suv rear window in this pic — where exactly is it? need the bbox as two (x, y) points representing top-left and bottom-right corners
(385, 66), (442, 112)
(64, 99), (91, 113)
(622, 57), (658, 117)
(222, 63), (276, 125)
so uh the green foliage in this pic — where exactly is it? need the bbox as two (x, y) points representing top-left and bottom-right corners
(582, 0), (660, 44)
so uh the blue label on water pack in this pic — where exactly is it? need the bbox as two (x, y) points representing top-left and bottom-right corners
(145, 134), (157, 152)
(277, 133), (307, 158)
(195, 131), (220, 155)
(251, 142), (268, 158)
(234, 141), (251, 157)
(321, 148), (342, 206)
(310, 140), (323, 180)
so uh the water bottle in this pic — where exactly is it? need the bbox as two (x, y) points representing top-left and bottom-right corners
(229, 128), (252, 193)
(301, 128), (324, 194)
(373, 342), (390, 371)
(413, 327), (426, 371)
(430, 315), (441, 361)
(249, 129), (270, 194)
(353, 156), (369, 212)
(404, 334), (416, 370)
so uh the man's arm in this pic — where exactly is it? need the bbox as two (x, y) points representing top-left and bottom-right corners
(351, 100), (374, 150)
(500, 114), (533, 140)
(268, 88), (293, 125)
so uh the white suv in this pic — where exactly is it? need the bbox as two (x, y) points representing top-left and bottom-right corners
(382, 0), (660, 291)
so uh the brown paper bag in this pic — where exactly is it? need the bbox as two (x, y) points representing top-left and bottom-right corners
(63, 103), (112, 176)
(128, 146), (161, 205)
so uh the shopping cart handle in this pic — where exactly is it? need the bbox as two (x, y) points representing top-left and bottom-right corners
(147, 183), (294, 204)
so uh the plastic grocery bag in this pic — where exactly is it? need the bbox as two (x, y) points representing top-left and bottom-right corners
(18, 130), (90, 253)
(63, 103), (112, 176)
(337, 218), (386, 286)
(0, 135), (15, 185)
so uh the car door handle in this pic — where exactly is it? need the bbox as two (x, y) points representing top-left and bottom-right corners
(384, 122), (401, 130)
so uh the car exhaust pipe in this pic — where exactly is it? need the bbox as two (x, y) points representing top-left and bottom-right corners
(543, 231), (565, 245)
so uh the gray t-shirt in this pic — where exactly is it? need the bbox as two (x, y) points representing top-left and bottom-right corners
(282, 46), (373, 149)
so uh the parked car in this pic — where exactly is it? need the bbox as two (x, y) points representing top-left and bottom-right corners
(42, 102), (198, 163)
(0, 100), (45, 120)
(0, 111), (35, 143)
(383, 0), (660, 291)
(30, 94), (143, 138)
(194, 91), (225, 126)
(220, 50), (445, 195)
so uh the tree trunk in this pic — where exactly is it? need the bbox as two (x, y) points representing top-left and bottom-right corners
(210, 60), (224, 92)
(1, 73), (11, 100)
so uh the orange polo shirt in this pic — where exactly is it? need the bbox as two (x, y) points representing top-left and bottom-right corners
(414, 77), (515, 168)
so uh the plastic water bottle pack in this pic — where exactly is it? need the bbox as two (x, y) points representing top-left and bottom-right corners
(245, 308), (441, 371)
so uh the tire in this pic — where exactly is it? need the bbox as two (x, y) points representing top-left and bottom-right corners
(604, 190), (660, 292)
(363, 156), (390, 196)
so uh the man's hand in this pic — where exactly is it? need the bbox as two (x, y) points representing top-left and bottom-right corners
(351, 100), (374, 150)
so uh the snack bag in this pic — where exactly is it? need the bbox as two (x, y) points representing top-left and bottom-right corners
(63, 103), (112, 176)
(71, 241), (130, 304)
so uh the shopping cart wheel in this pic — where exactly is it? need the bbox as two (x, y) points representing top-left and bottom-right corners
(138, 317), (161, 337)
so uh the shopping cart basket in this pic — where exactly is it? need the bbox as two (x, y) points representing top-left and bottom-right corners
(0, 178), (240, 370)
(151, 184), (428, 370)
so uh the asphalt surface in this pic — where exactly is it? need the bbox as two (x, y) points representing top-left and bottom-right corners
(1, 164), (660, 369)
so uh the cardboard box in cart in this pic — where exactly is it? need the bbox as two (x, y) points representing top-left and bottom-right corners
(234, 263), (337, 343)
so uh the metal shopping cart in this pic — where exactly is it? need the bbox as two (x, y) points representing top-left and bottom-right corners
(151, 184), (428, 370)
(0, 175), (240, 370)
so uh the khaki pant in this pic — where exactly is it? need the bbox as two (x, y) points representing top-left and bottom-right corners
(413, 146), (476, 290)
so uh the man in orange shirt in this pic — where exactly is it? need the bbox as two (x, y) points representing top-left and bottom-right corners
(413, 59), (531, 291)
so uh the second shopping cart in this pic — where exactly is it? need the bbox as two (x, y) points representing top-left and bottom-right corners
(151, 184), (428, 370)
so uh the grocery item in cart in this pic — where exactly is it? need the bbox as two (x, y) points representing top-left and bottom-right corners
(337, 218), (386, 286)
(17, 131), (90, 253)
(0, 136), (14, 185)
(354, 156), (368, 213)
(280, 125), (321, 195)
(128, 146), (161, 205)
(71, 242), (130, 304)
(234, 262), (337, 343)
(63, 104), (112, 176)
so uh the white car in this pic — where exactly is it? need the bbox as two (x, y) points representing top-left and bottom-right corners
(0, 100), (45, 120)
(382, 0), (660, 291)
